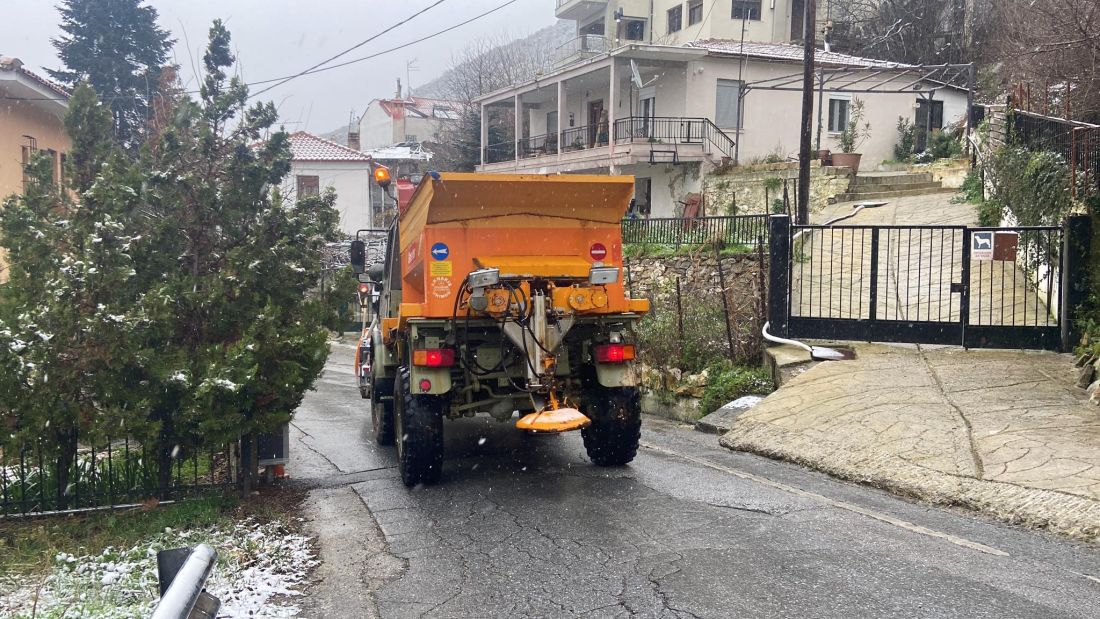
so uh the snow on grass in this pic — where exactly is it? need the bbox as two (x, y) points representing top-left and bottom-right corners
(0, 517), (317, 618)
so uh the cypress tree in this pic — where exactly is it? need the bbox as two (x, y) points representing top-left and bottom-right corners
(0, 84), (147, 508)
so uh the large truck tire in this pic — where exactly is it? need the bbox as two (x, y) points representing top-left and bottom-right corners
(582, 387), (642, 466)
(395, 366), (445, 486)
(370, 377), (395, 446)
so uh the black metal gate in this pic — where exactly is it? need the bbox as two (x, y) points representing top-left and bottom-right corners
(767, 215), (1091, 351)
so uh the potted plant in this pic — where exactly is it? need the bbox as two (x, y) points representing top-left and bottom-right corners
(832, 98), (871, 174)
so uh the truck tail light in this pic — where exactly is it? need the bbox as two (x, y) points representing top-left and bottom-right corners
(413, 348), (455, 367)
(594, 344), (635, 364)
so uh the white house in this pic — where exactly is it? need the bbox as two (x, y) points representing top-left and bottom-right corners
(358, 96), (460, 150)
(476, 38), (970, 217)
(287, 131), (374, 237)
(554, 0), (819, 61)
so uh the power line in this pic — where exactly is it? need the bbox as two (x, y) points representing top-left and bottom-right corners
(245, 0), (523, 91)
(2, 0), (523, 104)
(248, 0), (449, 98)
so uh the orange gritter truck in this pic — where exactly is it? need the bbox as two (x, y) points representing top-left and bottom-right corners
(350, 173), (650, 486)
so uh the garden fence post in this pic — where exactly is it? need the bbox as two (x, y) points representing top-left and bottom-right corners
(768, 215), (791, 338)
(1062, 214), (1091, 352)
(715, 246), (736, 361)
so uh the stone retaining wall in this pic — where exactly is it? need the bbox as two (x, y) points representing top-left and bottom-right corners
(703, 161), (853, 217)
(625, 251), (765, 300)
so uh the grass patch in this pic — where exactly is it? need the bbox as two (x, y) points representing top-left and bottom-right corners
(699, 362), (773, 416)
(0, 489), (298, 577)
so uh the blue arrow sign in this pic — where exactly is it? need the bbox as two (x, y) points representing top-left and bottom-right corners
(430, 242), (450, 261)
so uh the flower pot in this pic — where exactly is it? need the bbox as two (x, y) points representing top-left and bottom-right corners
(817, 149), (832, 165)
(831, 152), (862, 174)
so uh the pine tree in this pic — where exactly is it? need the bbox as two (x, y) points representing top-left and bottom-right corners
(0, 84), (148, 508)
(138, 21), (339, 492)
(48, 0), (174, 150)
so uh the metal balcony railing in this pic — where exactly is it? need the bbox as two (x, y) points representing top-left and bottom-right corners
(552, 35), (611, 66)
(614, 116), (736, 159)
(481, 117), (737, 165)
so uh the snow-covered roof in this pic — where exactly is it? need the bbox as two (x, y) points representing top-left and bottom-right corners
(363, 141), (433, 162)
(685, 40), (911, 69)
(289, 131), (372, 162)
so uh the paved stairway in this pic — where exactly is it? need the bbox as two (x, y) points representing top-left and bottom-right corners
(834, 171), (955, 202)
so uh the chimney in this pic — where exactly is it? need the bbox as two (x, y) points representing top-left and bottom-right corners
(347, 112), (361, 151)
(396, 78), (402, 99)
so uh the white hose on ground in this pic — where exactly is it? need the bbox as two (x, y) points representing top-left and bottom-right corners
(762, 322), (848, 361)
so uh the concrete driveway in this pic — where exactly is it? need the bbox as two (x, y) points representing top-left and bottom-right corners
(723, 342), (1100, 541)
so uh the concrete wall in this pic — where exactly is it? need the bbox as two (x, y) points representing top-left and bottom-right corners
(704, 161), (853, 216)
(0, 97), (70, 281)
(361, 104), (397, 149)
(286, 161), (372, 237)
(623, 161), (703, 217)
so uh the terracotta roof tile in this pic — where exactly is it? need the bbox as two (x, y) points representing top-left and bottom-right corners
(289, 131), (371, 162)
(0, 56), (71, 99)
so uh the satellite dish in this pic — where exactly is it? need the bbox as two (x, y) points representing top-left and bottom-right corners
(630, 59), (658, 90)
(630, 59), (644, 89)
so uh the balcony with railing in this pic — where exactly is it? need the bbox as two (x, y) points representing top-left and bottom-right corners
(552, 34), (611, 68)
(479, 116), (736, 172)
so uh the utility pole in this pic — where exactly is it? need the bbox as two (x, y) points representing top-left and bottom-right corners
(797, 0), (817, 225)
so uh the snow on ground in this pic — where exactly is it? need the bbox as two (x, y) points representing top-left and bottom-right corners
(729, 395), (764, 409)
(0, 517), (317, 618)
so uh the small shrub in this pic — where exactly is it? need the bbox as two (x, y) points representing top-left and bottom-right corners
(926, 130), (962, 160)
(839, 98), (871, 154)
(893, 117), (916, 162)
(960, 168), (983, 203)
(698, 361), (772, 415)
(771, 199), (786, 214)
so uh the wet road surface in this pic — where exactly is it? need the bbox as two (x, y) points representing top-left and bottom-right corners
(291, 343), (1100, 618)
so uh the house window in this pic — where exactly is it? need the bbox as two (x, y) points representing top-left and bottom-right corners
(580, 19), (604, 36)
(297, 175), (320, 198)
(828, 98), (850, 133)
(405, 134), (418, 142)
(715, 79), (744, 129)
(667, 6), (682, 34)
(732, 0), (762, 20)
(624, 19), (646, 40)
(688, 1), (704, 25)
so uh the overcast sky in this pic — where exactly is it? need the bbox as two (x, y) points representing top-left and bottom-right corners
(1, 0), (557, 133)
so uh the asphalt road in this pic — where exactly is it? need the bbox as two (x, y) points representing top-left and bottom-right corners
(291, 342), (1100, 618)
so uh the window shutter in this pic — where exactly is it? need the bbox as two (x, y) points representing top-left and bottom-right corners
(715, 80), (742, 129)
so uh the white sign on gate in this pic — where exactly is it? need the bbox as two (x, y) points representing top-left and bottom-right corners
(971, 231), (994, 261)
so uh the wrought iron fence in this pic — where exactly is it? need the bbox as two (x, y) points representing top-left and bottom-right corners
(561, 124), (604, 152)
(1, 435), (233, 517)
(1010, 109), (1100, 193)
(779, 217), (1066, 350)
(621, 215), (768, 247)
(483, 141), (515, 164)
(518, 132), (558, 158)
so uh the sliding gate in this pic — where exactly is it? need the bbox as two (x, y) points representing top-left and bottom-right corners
(767, 215), (1089, 351)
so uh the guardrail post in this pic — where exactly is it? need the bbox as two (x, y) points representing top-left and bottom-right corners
(152, 544), (220, 619)
(1062, 214), (1091, 351)
(768, 215), (791, 337)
